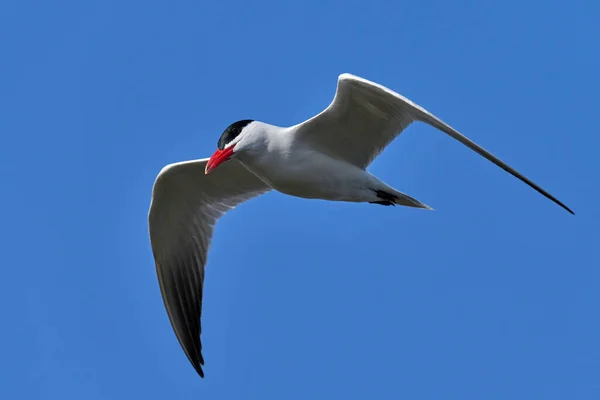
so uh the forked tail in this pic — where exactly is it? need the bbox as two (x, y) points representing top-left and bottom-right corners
(369, 188), (433, 210)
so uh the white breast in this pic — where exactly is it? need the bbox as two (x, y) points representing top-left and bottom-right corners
(240, 139), (375, 201)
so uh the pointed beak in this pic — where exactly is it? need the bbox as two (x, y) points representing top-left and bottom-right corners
(205, 147), (235, 174)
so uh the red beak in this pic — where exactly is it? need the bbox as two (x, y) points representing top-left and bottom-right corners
(205, 147), (235, 174)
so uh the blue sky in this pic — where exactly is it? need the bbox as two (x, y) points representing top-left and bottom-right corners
(1, 0), (598, 398)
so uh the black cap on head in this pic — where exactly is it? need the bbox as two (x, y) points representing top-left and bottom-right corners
(217, 120), (254, 150)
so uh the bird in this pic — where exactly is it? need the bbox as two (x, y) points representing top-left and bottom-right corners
(148, 73), (573, 378)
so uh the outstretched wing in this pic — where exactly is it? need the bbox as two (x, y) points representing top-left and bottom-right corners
(148, 158), (270, 377)
(292, 73), (573, 214)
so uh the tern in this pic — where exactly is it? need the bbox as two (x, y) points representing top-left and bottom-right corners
(148, 73), (573, 377)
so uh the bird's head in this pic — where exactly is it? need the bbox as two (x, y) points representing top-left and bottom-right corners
(205, 119), (256, 174)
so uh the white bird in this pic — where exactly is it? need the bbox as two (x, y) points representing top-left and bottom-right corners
(148, 73), (573, 377)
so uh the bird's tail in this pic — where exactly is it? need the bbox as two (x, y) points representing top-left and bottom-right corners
(369, 186), (433, 210)
(392, 190), (433, 210)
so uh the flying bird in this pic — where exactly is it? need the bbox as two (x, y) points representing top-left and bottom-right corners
(148, 73), (573, 377)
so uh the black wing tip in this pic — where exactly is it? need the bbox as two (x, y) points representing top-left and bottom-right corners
(187, 348), (205, 377)
(195, 364), (205, 379)
(192, 358), (205, 378)
(566, 207), (575, 215)
(554, 199), (575, 215)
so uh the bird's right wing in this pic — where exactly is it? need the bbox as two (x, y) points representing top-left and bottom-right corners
(148, 158), (270, 377)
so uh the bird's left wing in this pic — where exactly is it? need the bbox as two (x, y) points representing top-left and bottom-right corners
(148, 158), (270, 377)
(292, 73), (573, 214)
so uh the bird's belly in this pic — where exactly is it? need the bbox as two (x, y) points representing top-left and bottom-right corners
(245, 155), (372, 202)
(270, 174), (344, 200)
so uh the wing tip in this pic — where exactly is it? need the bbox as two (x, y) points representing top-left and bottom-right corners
(563, 205), (575, 215)
(193, 361), (205, 378)
(190, 346), (206, 378)
(542, 193), (574, 215)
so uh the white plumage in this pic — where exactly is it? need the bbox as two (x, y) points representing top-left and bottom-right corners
(148, 73), (573, 377)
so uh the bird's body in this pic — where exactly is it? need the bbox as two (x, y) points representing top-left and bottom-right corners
(226, 120), (429, 207)
(148, 73), (573, 378)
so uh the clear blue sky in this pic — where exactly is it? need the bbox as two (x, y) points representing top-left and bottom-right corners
(1, 0), (597, 398)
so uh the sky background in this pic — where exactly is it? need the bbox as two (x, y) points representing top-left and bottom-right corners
(1, 0), (598, 399)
